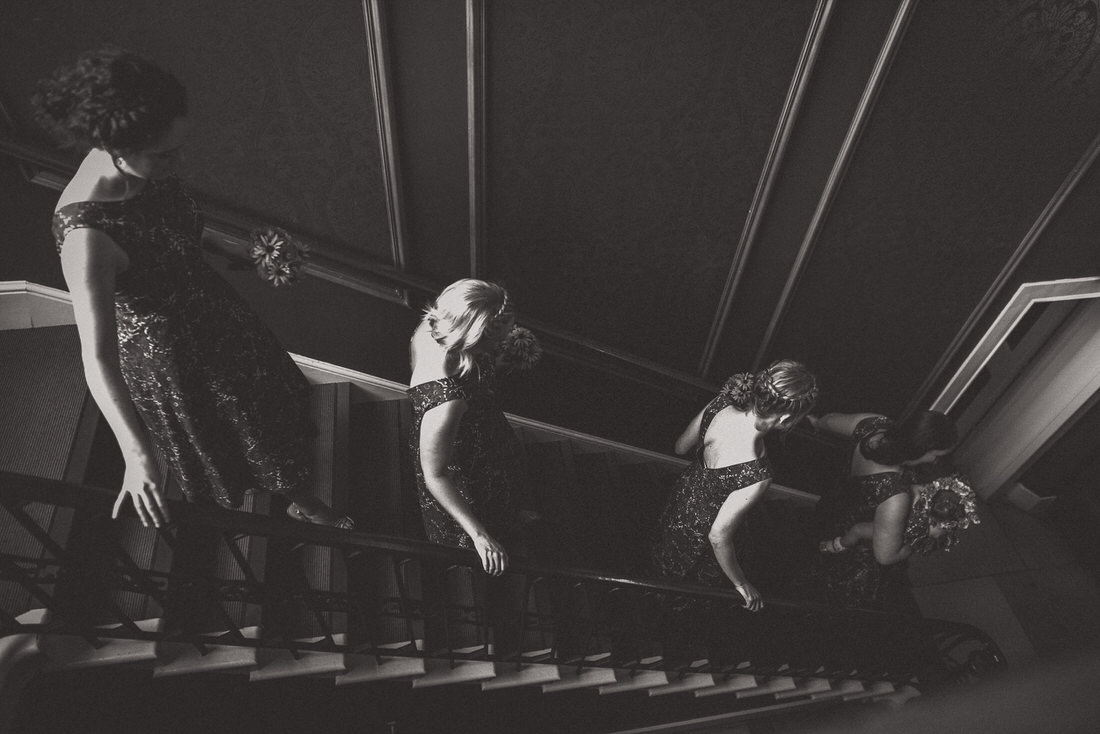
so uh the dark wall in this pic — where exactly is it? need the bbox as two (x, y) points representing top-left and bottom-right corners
(3, 0), (1100, 447)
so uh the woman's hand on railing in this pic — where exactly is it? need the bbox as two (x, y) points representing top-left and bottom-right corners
(735, 581), (763, 612)
(113, 450), (169, 528)
(472, 531), (509, 576)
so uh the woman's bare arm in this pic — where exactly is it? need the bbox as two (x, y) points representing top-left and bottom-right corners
(808, 412), (882, 439)
(419, 400), (508, 575)
(870, 492), (913, 565)
(708, 478), (770, 611)
(61, 228), (168, 527)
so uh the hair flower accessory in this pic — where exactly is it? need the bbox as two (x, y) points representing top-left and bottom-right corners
(249, 227), (309, 287)
(497, 326), (542, 373)
(904, 474), (981, 554)
(720, 372), (755, 406)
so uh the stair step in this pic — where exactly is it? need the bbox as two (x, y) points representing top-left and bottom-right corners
(153, 627), (261, 677)
(410, 658), (497, 688)
(40, 617), (162, 671)
(540, 666), (617, 693)
(597, 669), (670, 695)
(773, 677), (834, 699)
(809, 679), (866, 700)
(248, 633), (349, 682)
(647, 672), (716, 696)
(480, 662), (561, 690)
(735, 676), (797, 699)
(335, 645), (427, 685)
(693, 673), (758, 697)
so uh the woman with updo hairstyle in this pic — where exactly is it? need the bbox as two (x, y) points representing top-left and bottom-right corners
(650, 360), (819, 611)
(37, 47), (351, 529)
(808, 409), (961, 610)
(408, 278), (530, 575)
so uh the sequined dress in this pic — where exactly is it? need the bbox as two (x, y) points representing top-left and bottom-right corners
(407, 355), (521, 547)
(650, 393), (772, 587)
(814, 416), (910, 610)
(52, 176), (314, 508)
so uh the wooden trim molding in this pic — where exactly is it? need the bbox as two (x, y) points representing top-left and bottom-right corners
(466, 0), (487, 278)
(753, 0), (919, 371)
(906, 127), (1100, 418)
(931, 276), (1100, 414)
(362, 0), (412, 300)
(699, 0), (836, 377)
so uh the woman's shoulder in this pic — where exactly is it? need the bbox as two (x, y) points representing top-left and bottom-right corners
(407, 376), (469, 416)
(851, 413), (891, 440)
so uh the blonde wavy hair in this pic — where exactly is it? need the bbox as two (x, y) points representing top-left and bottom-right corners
(720, 359), (819, 430)
(423, 279), (513, 377)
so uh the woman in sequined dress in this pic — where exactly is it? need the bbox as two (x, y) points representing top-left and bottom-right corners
(651, 360), (819, 611)
(35, 47), (351, 529)
(808, 410), (957, 610)
(407, 279), (526, 575)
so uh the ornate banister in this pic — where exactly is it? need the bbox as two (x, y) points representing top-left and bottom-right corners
(0, 470), (1003, 689)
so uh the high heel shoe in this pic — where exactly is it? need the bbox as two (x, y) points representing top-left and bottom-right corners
(286, 503), (355, 530)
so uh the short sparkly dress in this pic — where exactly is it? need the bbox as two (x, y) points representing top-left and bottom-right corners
(650, 392), (772, 587)
(407, 355), (521, 548)
(814, 416), (911, 610)
(52, 176), (314, 508)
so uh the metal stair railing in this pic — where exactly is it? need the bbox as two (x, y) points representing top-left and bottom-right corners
(0, 471), (1004, 689)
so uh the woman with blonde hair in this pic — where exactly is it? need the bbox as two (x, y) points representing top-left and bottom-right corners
(651, 360), (819, 611)
(408, 278), (534, 575)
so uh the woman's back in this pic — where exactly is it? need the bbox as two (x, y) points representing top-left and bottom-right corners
(700, 405), (764, 469)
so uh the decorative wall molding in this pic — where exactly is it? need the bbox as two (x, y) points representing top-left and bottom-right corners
(931, 276), (1100, 414)
(753, 0), (919, 371)
(362, 0), (411, 303)
(955, 296), (1100, 503)
(907, 127), (1100, 418)
(466, 0), (487, 278)
(699, 0), (836, 377)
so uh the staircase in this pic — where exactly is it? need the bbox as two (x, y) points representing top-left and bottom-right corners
(0, 325), (1005, 734)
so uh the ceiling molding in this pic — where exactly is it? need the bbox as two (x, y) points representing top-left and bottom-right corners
(699, 0), (836, 378)
(466, 0), (487, 278)
(362, 0), (411, 304)
(752, 0), (919, 372)
(906, 127), (1100, 418)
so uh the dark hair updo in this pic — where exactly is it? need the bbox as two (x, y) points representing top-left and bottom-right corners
(721, 359), (819, 429)
(32, 46), (188, 155)
(865, 410), (957, 466)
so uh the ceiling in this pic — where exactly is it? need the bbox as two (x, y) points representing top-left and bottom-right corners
(2, 0), (1100, 439)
